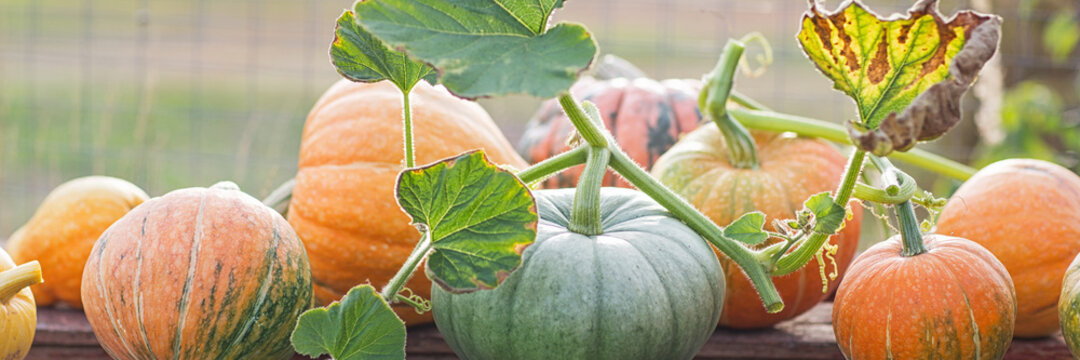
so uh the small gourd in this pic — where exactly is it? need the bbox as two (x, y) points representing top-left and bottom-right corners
(6, 176), (148, 308)
(0, 247), (43, 360)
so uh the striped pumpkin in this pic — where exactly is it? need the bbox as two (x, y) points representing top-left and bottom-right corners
(81, 181), (312, 360)
(517, 74), (703, 189)
(833, 234), (1016, 359)
(1061, 252), (1080, 357)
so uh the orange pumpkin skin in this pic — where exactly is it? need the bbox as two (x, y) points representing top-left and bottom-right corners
(518, 76), (703, 188)
(6, 176), (148, 308)
(81, 182), (312, 360)
(651, 127), (862, 328)
(288, 80), (528, 324)
(936, 158), (1080, 338)
(833, 234), (1016, 360)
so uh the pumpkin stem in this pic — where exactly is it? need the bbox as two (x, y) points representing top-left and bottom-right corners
(379, 231), (433, 301)
(516, 146), (589, 186)
(261, 178), (296, 216)
(896, 199), (928, 256)
(0, 261), (42, 304)
(702, 40), (759, 169)
(402, 90), (416, 168)
(569, 104), (612, 236)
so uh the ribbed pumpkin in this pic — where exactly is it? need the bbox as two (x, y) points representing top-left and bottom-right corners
(517, 75), (703, 188)
(833, 234), (1016, 359)
(6, 176), (148, 308)
(651, 127), (862, 328)
(432, 188), (724, 360)
(937, 158), (1080, 337)
(81, 182), (312, 360)
(288, 79), (528, 325)
(0, 248), (42, 360)
(1061, 252), (1080, 357)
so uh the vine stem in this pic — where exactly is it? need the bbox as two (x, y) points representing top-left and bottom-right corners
(557, 92), (784, 313)
(402, 90), (415, 168)
(261, 178), (296, 214)
(379, 231), (432, 301)
(0, 261), (42, 303)
(773, 149), (866, 276)
(516, 145), (589, 185)
(727, 108), (976, 181)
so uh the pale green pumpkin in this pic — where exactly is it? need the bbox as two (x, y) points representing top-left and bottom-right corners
(431, 187), (724, 360)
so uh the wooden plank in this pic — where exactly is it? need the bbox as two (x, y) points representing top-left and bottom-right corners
(28, 303), (1073, 359)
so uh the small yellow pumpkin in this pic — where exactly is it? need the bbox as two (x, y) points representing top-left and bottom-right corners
(0, 247), (42, 360)
(6, 176), (148, 308)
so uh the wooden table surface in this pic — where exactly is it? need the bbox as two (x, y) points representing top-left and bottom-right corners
(30, 302), (1072, 359)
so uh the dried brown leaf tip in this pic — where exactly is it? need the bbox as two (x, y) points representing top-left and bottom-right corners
(798, 0), (1001, 156)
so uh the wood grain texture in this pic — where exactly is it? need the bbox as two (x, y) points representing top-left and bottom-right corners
(29, 303), (1070, 359)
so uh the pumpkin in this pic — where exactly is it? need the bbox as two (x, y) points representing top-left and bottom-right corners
(651, 127), (862, 328)
(832, 234), (1016, 359)
(81, 181), (312, 360)
(936, 158), (1080, 337)
(6, 176), (148, 308)
(288, 79), (528, 325)
(0, 249), (42, 360)
(432, 188), (724, 360)
(1061, 252), (1080, 357)
(517, 70), (703, 188)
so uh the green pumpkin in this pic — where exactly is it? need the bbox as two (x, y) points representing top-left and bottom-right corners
(431, 187), (724, 360)
(1060, 253), (1080, 356)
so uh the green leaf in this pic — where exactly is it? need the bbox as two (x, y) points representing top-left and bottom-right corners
(290, 285), (406, 360)
(804, 192), (845, 235)
(723, 212), (768, 245)
(396, 150), (538, 292)
(797, 0), (997, 128)
(331, 10), (436, 92)
(352, 0), (597, 99)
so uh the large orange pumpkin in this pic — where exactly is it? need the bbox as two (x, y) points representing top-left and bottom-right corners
(651, 127), (862, 328)
(517, 75), (703, 188)
(833, 234), (1016, 359)
(937, 158), (1080, 337)
(81, 181), (312, 360)
(288, 79), (528, 324)
(6, 176), (148, 308)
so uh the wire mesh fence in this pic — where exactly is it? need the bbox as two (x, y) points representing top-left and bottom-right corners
(1, 0), (1078, 237)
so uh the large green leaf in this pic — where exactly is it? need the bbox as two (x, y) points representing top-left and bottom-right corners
(290, 285), (406, 360)
(352, 0), (597, 99)
(396, 150), (537, 293)
(797, 0), (997, 128)
(331, 10), (436, 92)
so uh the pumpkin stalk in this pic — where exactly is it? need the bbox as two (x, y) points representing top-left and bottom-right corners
(517, 146), (589, 185)
(261, 178), (296, 214)
(380, 231), (433, 301)
(727, 107), (976, 181)
(402, 91), (415, 168)
(569, 146), (609, 236)
(0, 261), (42, 303)
(703, 40), (759, 169)
(896, 200), (927, 256)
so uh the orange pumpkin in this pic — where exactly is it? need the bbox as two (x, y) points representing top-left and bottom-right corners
(6, 176), (148, 308)
(288, 79), (528, 324)
(81, 181), (312, 360)
(517, 75), (703, 188)
(651, 128), (862, 328)
(833, 234), (1016, 359)
(937, 158), (1080, 337)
